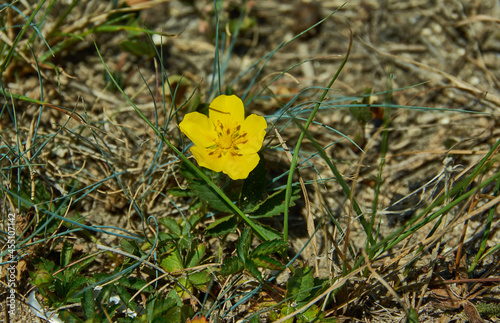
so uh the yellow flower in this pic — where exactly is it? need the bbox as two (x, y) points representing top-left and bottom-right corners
(179, 95), (267, 180)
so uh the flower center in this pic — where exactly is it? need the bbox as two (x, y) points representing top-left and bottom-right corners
(217, 133), (234, 149)
(208, 121), (248, 158)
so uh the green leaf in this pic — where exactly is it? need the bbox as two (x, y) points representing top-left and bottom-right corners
(82, 289), (96, 320)
(245, 258), (263, 282)
(406, 308), (419, 323)
(205, 215), (238, 237)
(248, 186), (301, 218)
(61, 241), (73, 268)
(160, 248), (184, 272)
(349, 87), (373, 126)
(181, 163), (234, 212)
(188, 270), (210, 289)
(174, 276), (192, 298)
(250, 239), (288, 257)
(298, 304), (323, 323)
(164, 306), (182, 323)
(349, 105), (372, 126)
(115, 284), (136, 311)
(120, 239), (144, 258)
(251, 255), (284, 271)
(146, 293), (178, 322)
(160, 217), (182, 237)
(59, 310), (84, 323)
(228, 16), (256, 34)
(237, 227), (252, 263)
(186, 243), (206, 268)
(30, 260), (55, 287)
(252, 221), (283, 240)
(119, 40), (155, 57)
(240, 159), (267, 212)
(185, 212), (204, 232)
(119, 276), (154, 293)
(66, 276), (91, 302)
(96, 284), (114, 305)
(219, 256), (244, 276)
(286, 265), (315, 306)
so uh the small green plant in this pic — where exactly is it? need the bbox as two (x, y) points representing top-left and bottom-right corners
(219, 227), (287, 282)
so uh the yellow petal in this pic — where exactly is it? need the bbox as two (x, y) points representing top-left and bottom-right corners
(222, 152), (260, 180)
(179, 112), (217, 147)
(209, 95), (245, 129)
(190, 145), (225, 173)
(237, 114), (267, 154)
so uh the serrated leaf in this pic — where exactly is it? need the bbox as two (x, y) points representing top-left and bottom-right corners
(82, 289), (95, 320)
(253, 221), (283, 240)
(251, 255), (285, 271)
(205, 215), (237, 237)
(248, 186), (301, 218)
(165, 305), (182, 322)
(160, 217), (182, 237)
(59, 310), (84, 323)
(96, 284), (114, 305)
(237, 227), (252, 263)
(67, 277), (91, 302)
(160, 249), (184, 272)
(299, 304), (322, 323)
(119, 276), (154, 293)
(146, 292), (178, 322)
(245, 259), (262, 282)
(180, 163), (233, 212)
(181, 212), (204, 236)
(186, 243), (206, 268)
(219, 256), (244, 276)
(286, 265), (314, 305)
(188, 270), (210, 289)
(175, 276), (192, 299)
(61, 241), (73, 268)
(115, 284), (136, 311)
(189, 182), (234, 212)
(120, 239), (144, 258)
(250, 239), (288, 257)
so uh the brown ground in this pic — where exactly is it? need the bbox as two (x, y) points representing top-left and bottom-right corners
(2, 0), (500, 322)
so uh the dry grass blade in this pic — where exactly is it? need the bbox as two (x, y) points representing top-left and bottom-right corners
(362, 40), (500, 108)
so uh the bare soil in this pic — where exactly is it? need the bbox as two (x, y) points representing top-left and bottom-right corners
(2, 0), (500, 322)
